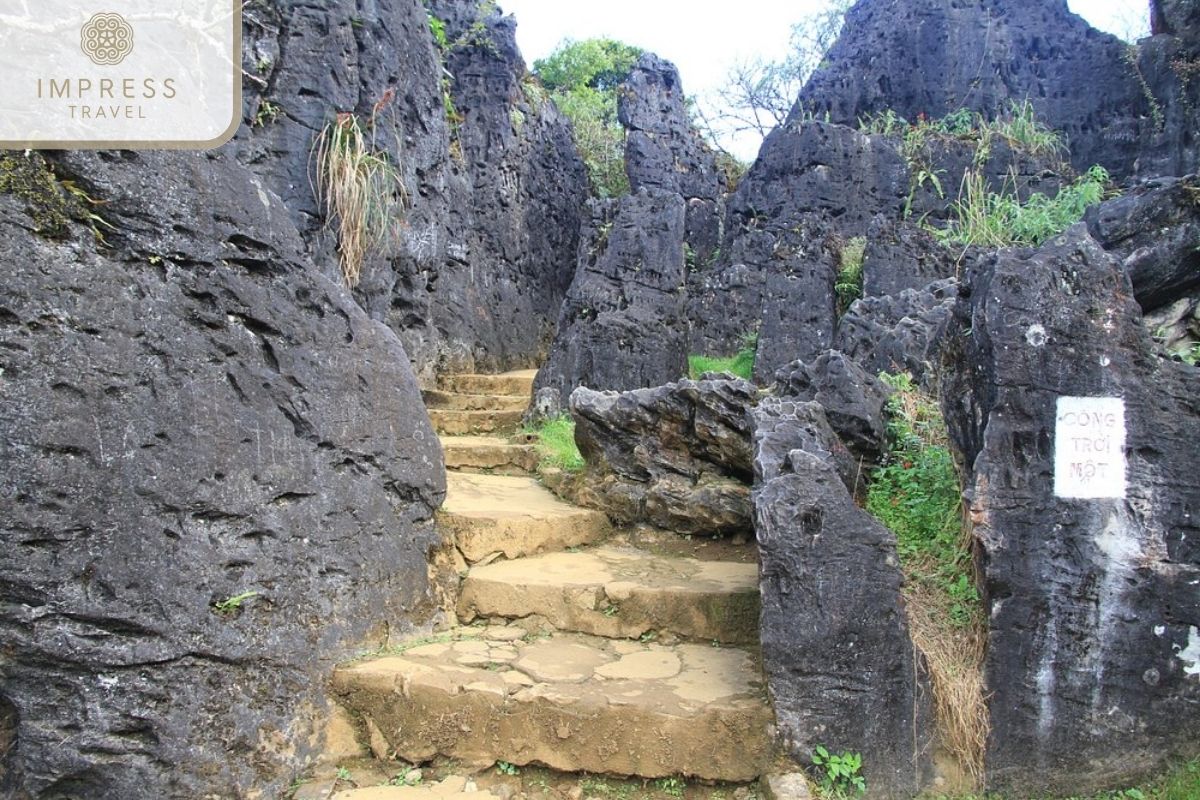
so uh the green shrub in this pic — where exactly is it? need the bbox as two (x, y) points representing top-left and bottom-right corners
(523, 415), (584, 472)
(687, 332), (757, 381)
(936, 165), (1109, 249)
(835, 236), (866, 315)
(533, 38), (643, 198)
(866, 373), (977, 626)
(812, 746), (866, 797)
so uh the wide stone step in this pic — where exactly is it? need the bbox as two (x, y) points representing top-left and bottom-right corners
(332, 628), (771, 782)
(422, 390), (528, 412)
(439, 473), (609, 563)
(429, 409), (524, 436)
(440, 435), (539, 476)
(438, 369), (537, 397)
(458, 545), (760, 644)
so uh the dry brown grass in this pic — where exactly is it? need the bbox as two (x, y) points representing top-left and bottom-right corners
(904, 566), (989, 788)
(313, 112), (407, 286)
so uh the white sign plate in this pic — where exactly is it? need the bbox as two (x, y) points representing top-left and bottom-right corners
(1053, 396), (1127, 499)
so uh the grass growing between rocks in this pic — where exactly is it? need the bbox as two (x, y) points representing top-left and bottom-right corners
(835, 236), (867, 315)
(935, 165), (1109, 249)
(688, 332), (758, 381)
(523, 414), (585, 472)
(865, 373), (987, 786)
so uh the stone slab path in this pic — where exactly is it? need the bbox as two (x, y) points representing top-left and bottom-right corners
(327, 369), (770, 788)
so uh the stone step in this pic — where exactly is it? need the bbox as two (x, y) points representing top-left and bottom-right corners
(440, 435), (539, 476)
(458, 545), (760, 644)
(438, 369), (537, 397)
(422, 390), (528, 412)
(429, 409), (524, 436)
(439, 473), (609, 564)
(332, 628), (771, 782)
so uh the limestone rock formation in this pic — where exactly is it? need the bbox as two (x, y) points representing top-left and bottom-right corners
(569, 378), (756, 535)
(534, 191), (690, 406)
(835, 279), (960, 383)
(771, 351), (891, 466)
(0, 151), (443, 799)
(241, 0), (588, 380)
(795, 0), (1152, 177)
(1085, 174), (1200, 312)
(752, 433), (933, 798)
(940, 226), (1200, 795)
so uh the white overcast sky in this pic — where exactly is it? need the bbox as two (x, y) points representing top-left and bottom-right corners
(497, 0), (1153, 159)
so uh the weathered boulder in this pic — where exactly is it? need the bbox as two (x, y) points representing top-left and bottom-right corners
(1144, 291), (1200, 355)
(570, 378), (756, 535)
(753, 437), (933, 798)
(619, 53), (723, 204)
(751, 397), (861, 498)
(1152, 0), (1200, 38)
(940, 225), (1200, 795)
(1085, 174), (1200, 312)
(0, 151), (443, 799)
(835, 279), (960, 383)
(726, 122), (907, 236)
(771, 351), (891, 466)
(534, 190), (690, 406)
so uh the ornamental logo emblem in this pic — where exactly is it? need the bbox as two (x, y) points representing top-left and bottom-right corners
(80, 12), (135, 66)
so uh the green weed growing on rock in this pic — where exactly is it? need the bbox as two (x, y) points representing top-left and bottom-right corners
(936, 165), (1109, 249)
(835, 236), (866, 315)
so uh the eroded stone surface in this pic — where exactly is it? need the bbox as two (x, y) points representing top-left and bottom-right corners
(334, 629), (769, 782)
(458, 545), (760, 643)
(439, 474), (610, 563)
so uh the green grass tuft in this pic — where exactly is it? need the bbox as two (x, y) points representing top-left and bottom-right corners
(524, 415), (585, 472)
(835, 236), (867, 316)
(688, 332), (758, 381)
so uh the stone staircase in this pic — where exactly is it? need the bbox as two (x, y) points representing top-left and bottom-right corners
(315, 370), (771, 798)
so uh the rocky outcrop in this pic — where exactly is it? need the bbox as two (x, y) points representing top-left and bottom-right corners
(534, 191), (690, 406)
(792, 0), (1185, 178)
(752, 411), (933, 798)
(569, 378), (756, 535)
(1085, 174), (1200, 312)
(940, 226), (1200, 795)
(835, 279), (959, 383)
(771, 351), (891, 467)
(241, 0), (588, 381)
(862, 221), (958, 299)
(687, 122), (907, 373)
(0, 150), (443, 798)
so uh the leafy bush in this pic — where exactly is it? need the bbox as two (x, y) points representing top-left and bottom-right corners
(936, 165), (1109, 249)
(533, 39), (643, 198)
(523, 415), (584, 472)
(687, 332), (758, 381)
(812, 746), (866, 797)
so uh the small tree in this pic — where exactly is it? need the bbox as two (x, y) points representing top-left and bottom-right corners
(696, 0), (851, 148)
(533, 38), (643, 198)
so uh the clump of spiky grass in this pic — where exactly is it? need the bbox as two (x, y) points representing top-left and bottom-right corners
(523, 414), (585, 472)
(313, 112), (407, 286)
